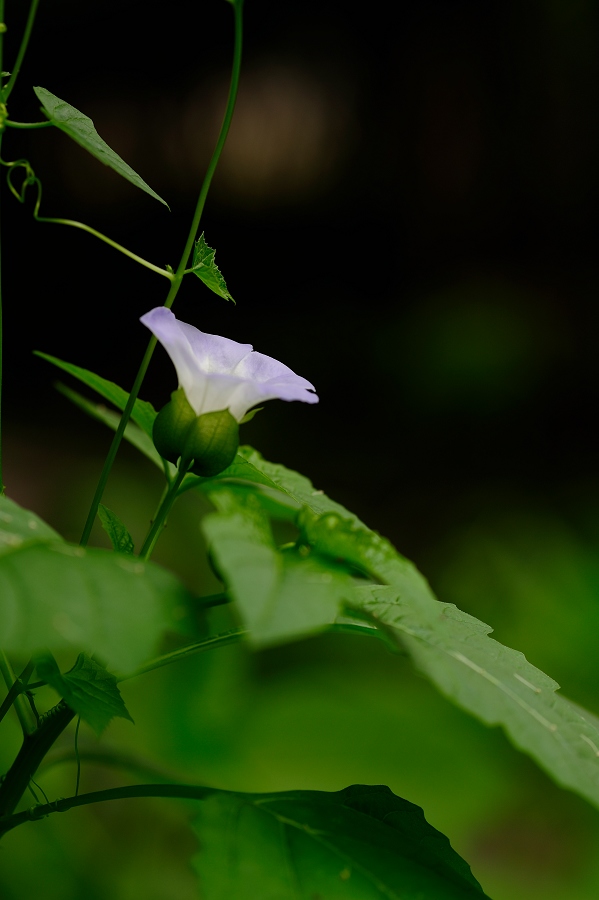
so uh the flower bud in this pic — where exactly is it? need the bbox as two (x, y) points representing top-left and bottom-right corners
(153, 388), (197, 465)
(181, 409), (239, 477)
(153, 388), (239, 477)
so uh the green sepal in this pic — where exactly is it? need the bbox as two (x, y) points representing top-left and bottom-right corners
(239, 406), (263, 424)
(182, 410), (239, 477)
(153, 388), (197, 464)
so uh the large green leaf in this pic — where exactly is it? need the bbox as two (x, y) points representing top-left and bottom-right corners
(33, 87), (168, 207)
(35, 651), (133, 735)
(192, 783), (488, 899)
(234, 446), (361, 521)
(190, 233), (234, 302)
(36, 352), (157, 437)
(299, 507), (599, 812)
(0, 497), (189, 670)
(202, 490), (354, 645)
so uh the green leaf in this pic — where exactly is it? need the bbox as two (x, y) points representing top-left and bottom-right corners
(192, 783), (488, 899)
(183, 451), (284, 496)
(36, 351), (157, 437)
(0, 495), (61, 554)
(300, 507), (599, 813)
(35, 651), (133, 735)
(190, 233), (234, 302)
(97, 504), (134, 554)
(0, 499), (189, 670)
(202, 490), (354, 645)
(33, 86), (169, 208)
(56, 383), (168, 473)
(235, 445), (361, 522)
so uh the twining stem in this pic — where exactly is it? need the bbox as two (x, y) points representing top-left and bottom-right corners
(0, 783), (217, 838)
(3, 0), (41, 101)
(79, 0), (245, 546)
(0, 651), (36, 736)
(138, 463), (191, 560)
(34, 216), (174, 281)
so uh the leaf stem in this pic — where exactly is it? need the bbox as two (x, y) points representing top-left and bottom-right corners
(138, 463), (191, 560)
(3, 0), (41, 101)
(116, 628), (246, 682)
(5, 119), (54, 129)
(79, 0), (244, 545)
(34, 215), (175, 281)
(0, 652), (37, 735)
(0, 782), (218, 838)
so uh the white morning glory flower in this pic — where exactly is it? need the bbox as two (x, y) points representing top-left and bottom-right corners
(140, 307), (318, 421)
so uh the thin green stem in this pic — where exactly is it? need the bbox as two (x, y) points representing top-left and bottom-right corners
(35, 216), (174, 280)
(0, 0), (5, 101)
(4, 0), (41, 100)
(139, 463), (190, 560)
(0, 130), (4, 493)
(0, 783), (218, 838)
(175, 0), (244, 288)
(80, 0), (244, 545)
(41, 746), (186, 784)
(5, 119), (54, 129)
(116, 628), (246, 682)
(80, 333), (160, 545)
(0, 651), (36, 735)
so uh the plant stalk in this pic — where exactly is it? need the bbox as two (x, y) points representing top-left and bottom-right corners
(4, 0), (41, 100)
(0, 651), (37, 735)
(79, 0), (244, 546)
(0, 701), (75, 817)
(138, 463), (190, 560)
(0, 782), (217, 838)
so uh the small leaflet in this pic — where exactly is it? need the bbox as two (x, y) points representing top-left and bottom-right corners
(35, 652), (133, 735)
(33, 86), (169, 208)
(98, 504), (135, 555)
(191, 233), (234, 302)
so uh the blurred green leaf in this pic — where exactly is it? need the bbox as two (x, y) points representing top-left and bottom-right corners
(192, 783), (488, 899)
(98, 504), (134, 555)
(0, 499), (189, 670)
(36, 351), (157, 436)
(202, 490), (353, 645)
(190, 233), (234, 302)
(35, 651), (133, 735)
(33, 86), (169, 208)
(0, 494), (61, 551)
(300, 506), (599, 812)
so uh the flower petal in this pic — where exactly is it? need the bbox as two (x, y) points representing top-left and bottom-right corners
(140, 307), (318, 420)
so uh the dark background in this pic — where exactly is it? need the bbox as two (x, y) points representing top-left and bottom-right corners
(4, 0), (598, 560)
(3, 2), (599, 898)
